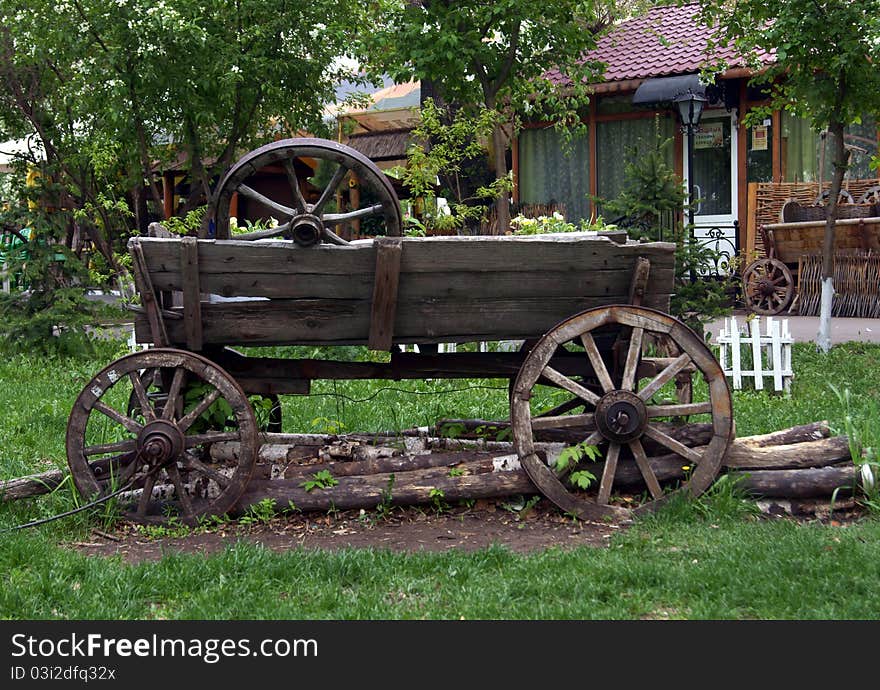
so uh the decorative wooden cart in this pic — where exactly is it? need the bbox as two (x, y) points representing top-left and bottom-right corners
(743, 197), (880, 316)
(65, 138), (733, 525)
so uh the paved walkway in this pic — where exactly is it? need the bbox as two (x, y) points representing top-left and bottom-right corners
(705, 310), (880, 345)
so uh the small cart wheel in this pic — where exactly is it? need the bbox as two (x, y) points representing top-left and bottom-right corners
(209, 138), (403, 244)
(742, 257), (794, 315)
(510, 305), (733, 521)
(66, 349), (259, 525)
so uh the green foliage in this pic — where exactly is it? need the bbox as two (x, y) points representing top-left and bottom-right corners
(161, 207), (207, 237)
(829, 385), (880, 513)
(428, 487), (447, 513)
(300, 470), (339, 493)
(239, 498), (278, 526)
(0, 0), (365, 259)
(554, 441), (602, 474)
(0, 204), (118, 356)
(364, 1), (616, 230)
(390, 99), (510, 234)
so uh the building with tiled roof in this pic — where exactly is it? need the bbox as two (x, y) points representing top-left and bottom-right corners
(515, 2), (876, 261)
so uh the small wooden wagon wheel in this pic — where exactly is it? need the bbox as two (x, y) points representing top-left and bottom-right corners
(66, 349), (259, 525)
(209, 138), (403, 245)
(510, 305), (733, 521)
(742, 257), (794, 315)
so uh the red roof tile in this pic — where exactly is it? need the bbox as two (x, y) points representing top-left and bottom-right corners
(547, 3), (773, 85)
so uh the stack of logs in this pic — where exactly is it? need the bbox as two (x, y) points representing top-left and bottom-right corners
(1, 420), (867, 519)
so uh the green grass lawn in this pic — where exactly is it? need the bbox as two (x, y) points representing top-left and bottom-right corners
(1, 338), (879, 620)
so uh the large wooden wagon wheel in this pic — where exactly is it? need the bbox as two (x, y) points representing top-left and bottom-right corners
(510, 305), (733, 521)
(209, 138), (403, 244)
(66, 349), (259, 525)
(742, 257), (794, 315)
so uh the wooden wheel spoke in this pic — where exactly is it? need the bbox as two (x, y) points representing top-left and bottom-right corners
(238, 184), (296, 218)
(646, 401), (713, 418)
(167, 463), (194, 517)
(183, 455), (231, 488)
(177, 388), (221, 432)
(629, 438), (663, 499)
(136, 471), (158, 518)
(580, 332), (614, 393)
(185, 431), (240, 447)
(638, 352), (692, 402)
(312, 164), (349, 215)
(621, 327), (644, 391)
(643, 424), (703, 464)
(129, 371), (156, 422)
(162, 368), (186, 421)
(282, 158), (309, 213)
(531, 412), (594, 431)
(84, 439), (137, 457)
(323, 204), (385, 225)
(597, 442), (621, 505)
(540, 366), (601, 406)
(93, 401), (142, 434)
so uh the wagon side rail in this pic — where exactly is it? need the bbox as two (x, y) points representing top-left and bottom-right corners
(128, 233), (677, 350)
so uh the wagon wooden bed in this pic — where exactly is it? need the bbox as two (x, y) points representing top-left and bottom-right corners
(65, 138), (733, 525)
(743, 199), (880, 316)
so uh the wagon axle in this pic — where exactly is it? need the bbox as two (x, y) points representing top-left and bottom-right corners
(136, 419), (184, 468)
(595, 390), (647, 443)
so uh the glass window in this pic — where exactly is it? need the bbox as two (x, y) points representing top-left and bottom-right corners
(747, 120), (773, 183)
(517, 127), (590, 223)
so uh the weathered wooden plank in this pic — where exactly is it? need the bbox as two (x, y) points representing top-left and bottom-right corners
(136, 293), (673, 346)
(146, 267), (675, 301)
(129, 239), (169, 347)
(180, 237), (203, 351)
(136, 235), (675, 278)
(368, 237), (402, 350)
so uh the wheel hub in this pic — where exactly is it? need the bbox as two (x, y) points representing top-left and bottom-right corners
(136, 419), (184, 467)
(756, 277), (776, 296)
(595, 390), (648, 443)
(290, 214), (324, 247)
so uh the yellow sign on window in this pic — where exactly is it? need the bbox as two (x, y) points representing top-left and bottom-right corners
(752, 125), (768, 151)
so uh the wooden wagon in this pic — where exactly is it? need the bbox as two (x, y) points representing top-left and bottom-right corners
(743, 198), (880, 316)
(65, 138), (733, 525)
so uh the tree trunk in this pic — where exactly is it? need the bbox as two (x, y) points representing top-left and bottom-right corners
(491, 123), (510, 235)
(816, 120), (850, 352)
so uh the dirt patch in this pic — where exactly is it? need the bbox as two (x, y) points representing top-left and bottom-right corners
(69, 501), (627, 563)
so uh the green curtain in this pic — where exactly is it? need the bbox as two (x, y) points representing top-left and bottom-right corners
(517, 127), (590, 222)
(595, 115), (675, 214)
(783, 112), (878, 182)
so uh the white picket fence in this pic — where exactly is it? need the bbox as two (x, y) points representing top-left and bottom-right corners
(716, 315), (794, 392)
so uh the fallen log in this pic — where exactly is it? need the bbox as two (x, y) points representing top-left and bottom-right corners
(571, 435), (853, 488)
(728, 466), (858, 498)
(723, 436), (851, 469)
(737, 421), (831, 447)
(279, 450), (509, 479)
(0, 470), (67, 501)
(234, 465), (538, 514)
